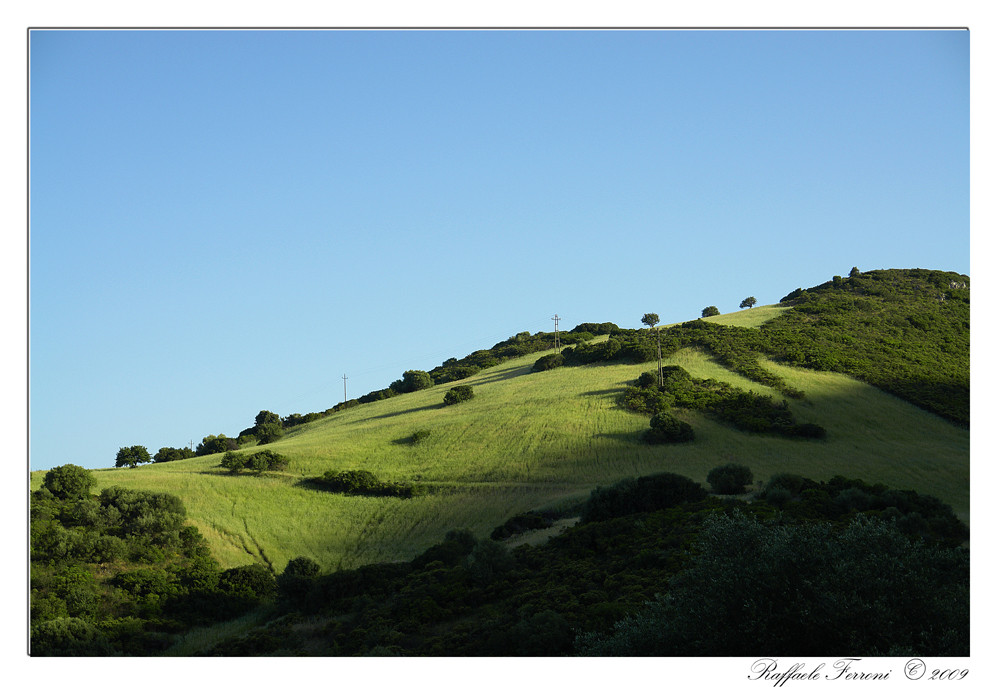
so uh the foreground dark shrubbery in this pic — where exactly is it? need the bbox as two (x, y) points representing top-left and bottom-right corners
(310, 469), (423, 498)
(577, 511), (969, 656)
(706, 463), (754, 495)
(31, 465), (273, 656)
(581, 473), (707, 523)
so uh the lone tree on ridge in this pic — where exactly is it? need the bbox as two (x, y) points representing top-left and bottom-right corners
(740, 296), (757, 309)
(641, 312), (663, 387)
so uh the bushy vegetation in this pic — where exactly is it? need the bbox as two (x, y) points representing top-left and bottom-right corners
(623, 366), (825, 439)
(644, 412), (695, 444)
(532, 353), (565, 372)
(443, 385), (474, 405)
(153, 446), (196, 463)
(706, 463), (753, 494)
(701, 306), (720, 317)
(580, 473), (707, 523)
(31, 465), (275, 656)
(768, 268), (970, 425)
(195, 434), (238, 456)
(309, 469), (423, 498)
(577, 511), (968, 656)
(220, 449), (289, 475)
(490, 511), (557, 540)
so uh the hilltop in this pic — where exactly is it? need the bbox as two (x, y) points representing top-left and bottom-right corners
(30, 267), (970, 656)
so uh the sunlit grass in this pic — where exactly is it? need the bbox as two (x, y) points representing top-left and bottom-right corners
(32, 340), (968, 572)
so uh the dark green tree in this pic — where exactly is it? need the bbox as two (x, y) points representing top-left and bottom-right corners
(254, 410), (281, 427)
(390, 370), (434, 393)
(849, 266), (861, 277)
(115, 445), (151, 469)
(739, 296), (757, 309)
(42, 464), (96, 500)
(701, 306), (720, 317)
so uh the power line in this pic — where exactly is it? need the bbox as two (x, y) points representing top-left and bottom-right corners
(552, 314), (561, 349)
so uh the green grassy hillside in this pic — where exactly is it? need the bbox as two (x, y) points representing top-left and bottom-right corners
(34, 295), (967, 574)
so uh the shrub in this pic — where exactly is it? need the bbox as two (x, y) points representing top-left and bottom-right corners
(314, 469), (421, 498)
(706, 463), (754, 495)
(702, 306), (720, 317)
(222, 450), (288, 475)
(408, 429), (431, 445)
(581, 472), (707, 523)
(443, 385), (474, 405)
(644, 412), (695, 444)
(219, 563), (276, 600)
(42, 464), (96, 501)
(152, 447), (195, 463)
(532, 353), (565, 372)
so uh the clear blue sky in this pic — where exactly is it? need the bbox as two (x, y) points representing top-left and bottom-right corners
(29, 29), (969, 470)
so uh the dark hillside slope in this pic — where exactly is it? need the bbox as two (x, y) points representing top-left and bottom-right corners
(767, 268), (969, 425)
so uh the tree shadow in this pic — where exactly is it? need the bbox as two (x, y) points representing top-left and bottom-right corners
(346, 402), (442, 425)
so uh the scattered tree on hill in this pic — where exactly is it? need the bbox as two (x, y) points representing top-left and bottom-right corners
(641, 313), (663, 387)
(849, 266), (862, 277)
(740, 296), (757, 309)
(443, 385), (475, 405)
(390, 370), (435, 394)
(115, 445), (151, 469)
(701, 306), (720, 318)
(196, 434), (238, 456)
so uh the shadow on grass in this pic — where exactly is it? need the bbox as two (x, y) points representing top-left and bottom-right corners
(593, 431), (644, 444)
(347, 402), (442, 425)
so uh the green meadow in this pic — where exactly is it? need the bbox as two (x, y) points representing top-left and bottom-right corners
(31, 306), (969, 574)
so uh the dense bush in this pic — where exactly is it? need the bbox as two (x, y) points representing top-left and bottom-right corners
(312, 469), (422, 498)
(30, 470), (252, 655)
(196, 434), (238, 456)
(532, 353), (565, 372)
(220, 449), (288, 475)
(443, 385), (474, 405)
(706, 463), (754, 495)
(408, 429), (431, 444)
(581, 473), (707, 523)
(42, 464), (96, 500)
(701, 306), (720, 317)
(490, 511), (555, 540)
(152, 446), (195, 463)
(644, 412), (695, 444)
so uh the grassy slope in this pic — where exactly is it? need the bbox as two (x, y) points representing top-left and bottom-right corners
(31, 306), (968, 573)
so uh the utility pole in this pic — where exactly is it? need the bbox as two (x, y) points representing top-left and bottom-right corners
(552, 314), (561, 350)
(343, 374), (348, 403)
